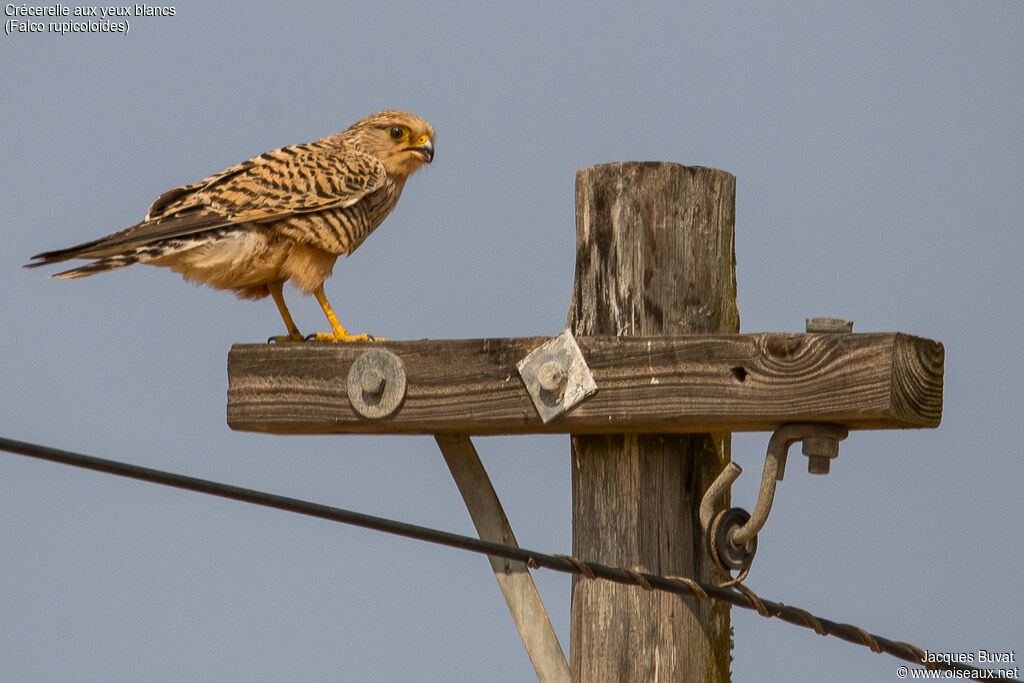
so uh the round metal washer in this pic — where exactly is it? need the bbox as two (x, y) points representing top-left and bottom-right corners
(346, 349), (407, 419)
(707, 507), (758, 572)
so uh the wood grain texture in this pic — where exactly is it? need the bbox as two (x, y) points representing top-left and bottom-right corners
(226, 333), (944, 435)
(567, 163), (739, 338)
(568, 162), (737, 682)
(222, 160), (947, 683)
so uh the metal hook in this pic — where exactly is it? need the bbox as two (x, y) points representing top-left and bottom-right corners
(700, 423), (849, 572)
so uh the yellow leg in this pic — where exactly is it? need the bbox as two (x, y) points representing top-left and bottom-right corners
(312, 285), (385, 342)
(268, 281), (304, 342)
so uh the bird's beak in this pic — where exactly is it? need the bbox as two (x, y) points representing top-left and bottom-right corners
(410, 137), (434, 163)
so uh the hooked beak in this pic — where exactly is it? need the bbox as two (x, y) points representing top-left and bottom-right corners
(410, 138), (434, 163)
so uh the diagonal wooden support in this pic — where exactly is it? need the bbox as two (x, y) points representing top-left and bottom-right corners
(435, 435), (572, 683)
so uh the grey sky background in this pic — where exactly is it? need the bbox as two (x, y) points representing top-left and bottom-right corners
(2, 2), (1021, 681)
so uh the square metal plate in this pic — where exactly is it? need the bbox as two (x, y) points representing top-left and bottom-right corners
(517, 330), (598, 423)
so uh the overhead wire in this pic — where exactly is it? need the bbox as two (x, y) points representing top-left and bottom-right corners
(0, 435), (1014, 680)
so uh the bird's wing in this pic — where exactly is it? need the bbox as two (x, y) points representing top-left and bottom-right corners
(28, 141), (386, 265)
(149, 141), (387, 221)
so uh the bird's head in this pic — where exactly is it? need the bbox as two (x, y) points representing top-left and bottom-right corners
(349, 110), (435, 180)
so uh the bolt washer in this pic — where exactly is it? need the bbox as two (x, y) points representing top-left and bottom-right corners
(347, 349), (407, 419)
(517, 330), (597, 423)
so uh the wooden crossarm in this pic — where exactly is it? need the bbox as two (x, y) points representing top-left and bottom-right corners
(226, 332), (943, 435)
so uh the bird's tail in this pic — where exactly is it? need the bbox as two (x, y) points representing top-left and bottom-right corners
(47, 255), (143, 279)
(26, 233), (212, 278)
(25, 246), (142, 278)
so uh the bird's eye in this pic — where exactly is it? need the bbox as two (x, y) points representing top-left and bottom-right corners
(389, 126), (404, 140)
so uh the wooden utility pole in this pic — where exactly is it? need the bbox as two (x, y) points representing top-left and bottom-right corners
(226, 161), (944, 682)
(567, 163), (738, 681)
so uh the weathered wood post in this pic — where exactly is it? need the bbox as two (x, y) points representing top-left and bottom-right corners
(226, 159), (943, 679)
(567, 162), (738, 681)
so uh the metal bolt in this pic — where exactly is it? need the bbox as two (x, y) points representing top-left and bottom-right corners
(802, 436), (840, 474)
(360, 368), (386, 395)
(806, 456), (831, 474)
(537, 360), (567, 393)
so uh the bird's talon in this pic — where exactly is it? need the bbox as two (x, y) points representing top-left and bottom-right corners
(309, 331), (385, 343)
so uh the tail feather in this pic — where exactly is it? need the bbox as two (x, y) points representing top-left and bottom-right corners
(26, 207), (236, 271)
(51, 255), (141, 279)
(25, 242), (104, 268)
(27, 228), (233, 279)
(25, 232), (135, 270)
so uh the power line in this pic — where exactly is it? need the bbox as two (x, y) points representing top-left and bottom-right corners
(0, 435), (1012, 680)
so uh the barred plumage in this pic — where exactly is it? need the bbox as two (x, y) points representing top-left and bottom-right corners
(26, 110), (435, 342)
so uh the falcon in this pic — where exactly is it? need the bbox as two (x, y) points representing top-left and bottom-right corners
(26, 110), (435, 342)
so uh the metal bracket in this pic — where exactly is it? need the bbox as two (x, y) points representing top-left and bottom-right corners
(700, 423), (849, 573)
(347, 349), (407, 419)
(806, 317), (854, 333)
(517, 329), (597, 423)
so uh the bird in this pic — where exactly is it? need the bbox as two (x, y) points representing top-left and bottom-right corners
(26, 110), (435, 342)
